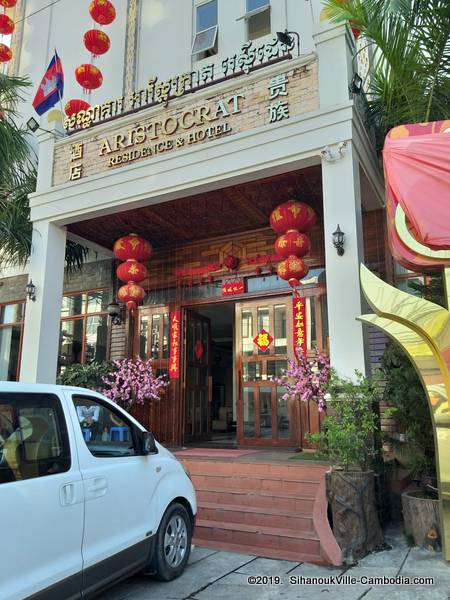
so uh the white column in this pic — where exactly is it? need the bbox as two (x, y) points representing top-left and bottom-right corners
(20, 220), (66, 383)
(322, 142), (369, 378)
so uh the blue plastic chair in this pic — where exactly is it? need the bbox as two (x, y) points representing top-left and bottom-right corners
(81, 428), (92, 441)
(109, 426), (130, 442)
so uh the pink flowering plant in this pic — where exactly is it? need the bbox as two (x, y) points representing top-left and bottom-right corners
(101, 357), (168, 408)
(272, 348), (330, 411)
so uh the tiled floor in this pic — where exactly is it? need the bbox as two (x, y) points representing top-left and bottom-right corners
(97, 525), (450, 600)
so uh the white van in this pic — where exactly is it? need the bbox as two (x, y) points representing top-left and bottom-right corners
(0, 382), (197, 600)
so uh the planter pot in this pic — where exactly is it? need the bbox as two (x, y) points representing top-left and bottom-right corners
(401, 489), (441, 551)
(326, 469), (385, 564)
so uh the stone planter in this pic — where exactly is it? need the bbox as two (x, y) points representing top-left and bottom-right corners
(401, 489), (441, 551)
(326, 469), (385, 564)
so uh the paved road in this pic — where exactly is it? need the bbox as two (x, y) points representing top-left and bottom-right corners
(98, 527), (450, 599)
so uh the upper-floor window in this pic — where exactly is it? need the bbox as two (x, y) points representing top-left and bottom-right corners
(245, 0), (271, 41)
(0, 302), (24, 381)
(59, 289), (111, 373)
(192, 0), (218, 60)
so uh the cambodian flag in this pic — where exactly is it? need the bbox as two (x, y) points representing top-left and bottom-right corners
(32, 51), (64, 116)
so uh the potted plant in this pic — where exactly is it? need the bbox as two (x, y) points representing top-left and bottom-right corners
(307, 370), (385, 564)
(381, 341), (440, 551)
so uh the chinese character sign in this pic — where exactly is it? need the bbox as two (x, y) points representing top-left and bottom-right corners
(253, 329), (273, 353)
(222, 279), (245, 296)
(293, 298), (307, 358)
(169, 311), (181, 379)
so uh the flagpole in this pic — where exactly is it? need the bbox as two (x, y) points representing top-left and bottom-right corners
(54, 47), (64, 117)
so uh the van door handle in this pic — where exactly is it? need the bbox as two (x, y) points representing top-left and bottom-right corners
(60, 483), (80, 506)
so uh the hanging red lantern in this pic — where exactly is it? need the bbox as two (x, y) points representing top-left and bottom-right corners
(117, 282), (146, 307)
(89, 0), (116, 25)
(64, 98), (91, 117)
(275, 230), (311, 259)
(278, 256), (309, 287)
(350, 23), (361, 39)
(223, 254), (240, 271)
(0, 14), (14, 35)
(270, 201), (317, 234)
(113, 234), (153, 262)
(0, 43), (12, 63)
(84, 29), (111, 56)
(116, 259), (148, 283)
(0, 0), (17, 7)
(75, 64), (103, 90)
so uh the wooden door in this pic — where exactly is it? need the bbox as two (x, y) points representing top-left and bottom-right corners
(235, 297), (298, 446)
(184, 310), (211, 442)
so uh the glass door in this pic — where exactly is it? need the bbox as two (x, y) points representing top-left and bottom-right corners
(235, 297), (298, 446)
(184, 310), (211, 442)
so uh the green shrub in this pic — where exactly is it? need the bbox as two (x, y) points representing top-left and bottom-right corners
(307, 370), (379, 471)
(57, 361), (116, 391)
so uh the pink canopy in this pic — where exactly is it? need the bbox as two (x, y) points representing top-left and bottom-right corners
(383, 120), (450, 270)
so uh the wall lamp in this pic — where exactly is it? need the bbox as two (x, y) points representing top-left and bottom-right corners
(332, 225), (345, 256)
(349, 72), (363, 95)
(107, 301), (122, 326)
(25, 279), (36, 302)
(26, 117), (64, 138)
(276, 30), (301, 57)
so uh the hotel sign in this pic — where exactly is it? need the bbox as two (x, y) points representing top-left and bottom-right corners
(54, 59), (318, 186)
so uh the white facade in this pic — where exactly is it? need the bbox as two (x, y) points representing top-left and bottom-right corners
(4, 1), (385, 384)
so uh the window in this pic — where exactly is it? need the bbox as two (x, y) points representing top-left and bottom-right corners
(0, 302), (24, 381)
(59, 289), (111, 373)
(192, 0), (218, 59)
(138, 308), (170, 380)
(0, 393), (71, 484)
(246, 0), (270, 40)
(73, 395), (137, 458)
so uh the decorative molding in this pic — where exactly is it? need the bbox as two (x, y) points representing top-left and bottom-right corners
(320, 141), (347, 162)
(8, 0), (26, 77)
(123, 0), (140, 106)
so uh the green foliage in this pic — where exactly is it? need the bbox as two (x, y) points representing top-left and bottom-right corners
(380, 341), (435, 478)
(307, 370), (379, 470)
(323, 0), (450, 149)
(57, 361), (116, 391)
(0, 73), (88, 271)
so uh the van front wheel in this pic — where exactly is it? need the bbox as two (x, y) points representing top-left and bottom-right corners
(152, 503), (192, 581)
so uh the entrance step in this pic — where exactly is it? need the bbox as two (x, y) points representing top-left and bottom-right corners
(178, 456), (342, 565)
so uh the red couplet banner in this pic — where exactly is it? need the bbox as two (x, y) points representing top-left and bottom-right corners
(169, 311), (181, 379)
(293, 297), (307, 359)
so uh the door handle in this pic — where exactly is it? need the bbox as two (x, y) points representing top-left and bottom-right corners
(60, 483), (75, 506)
(86, 476), (108, 499)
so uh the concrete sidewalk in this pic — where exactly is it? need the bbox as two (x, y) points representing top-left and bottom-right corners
(98, 526), (450, 600)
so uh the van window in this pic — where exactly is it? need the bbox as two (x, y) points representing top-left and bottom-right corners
(0, 393), (71, 484)
(73, 396), (137, 458)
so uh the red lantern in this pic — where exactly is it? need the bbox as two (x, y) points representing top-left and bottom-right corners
(64, 99), (91, 117)
(351, 23), (361, 39)
(223, 255), (240, 270)
(117, 282), (146, 307)
(0, 44), (12, 63)
(84, 29), (111, 56)
(0, 0), (17, 7)
(0, 14), (14, 35)
(113, 234), (153, 262)
(89, 0), (116, 25)
(278, 256), (309, 287)
(270, 201), (317, 234)
(116, 259), (148, 283)
(275, 230), (311, 259)
(75, 64), (103, 90)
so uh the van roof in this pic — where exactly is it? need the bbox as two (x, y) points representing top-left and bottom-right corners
(0, 381), (102, 394)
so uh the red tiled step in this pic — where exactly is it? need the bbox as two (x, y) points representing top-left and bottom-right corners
(194, 519), (320, 556)
(180, 458), (327, 479)
(196, 488), (316, 513)
(190, 473), (320, 495)
(197, 501), (315, 532)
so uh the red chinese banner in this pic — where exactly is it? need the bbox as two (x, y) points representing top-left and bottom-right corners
(169, 311), (181, 379)
(222, 279), (245, 296)
(293, 297), (307, 359)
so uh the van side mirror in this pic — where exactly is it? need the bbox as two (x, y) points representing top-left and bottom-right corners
(141, 430), (158, 455)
